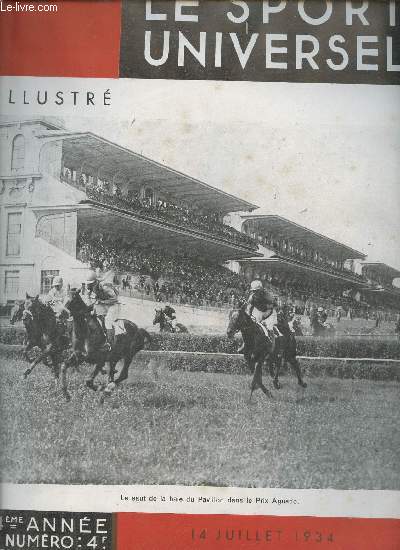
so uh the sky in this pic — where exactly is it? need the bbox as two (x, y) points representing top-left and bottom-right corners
(61, 80), (399, 270)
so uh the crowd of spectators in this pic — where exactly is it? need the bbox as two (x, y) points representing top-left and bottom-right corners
(60, 166), (257, 250)
(76, 230), (399, 321)
(77, 231), (248, 307)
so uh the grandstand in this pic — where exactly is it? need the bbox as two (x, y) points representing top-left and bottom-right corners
(0, 118), (258, 308)
(360, 263), (400, 314)
(236, 214), (372, 315)
(0, 118), (398, 323)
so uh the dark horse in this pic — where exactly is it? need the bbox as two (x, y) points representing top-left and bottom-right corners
(227, 306), (274, 399)
(61, 290), (151, 401)
(153, 309), (188, 333)
(19, 294), (69, 379)
(227, 307), (307, 398)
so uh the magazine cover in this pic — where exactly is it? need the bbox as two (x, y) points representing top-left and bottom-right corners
(0, 1), (399, 548)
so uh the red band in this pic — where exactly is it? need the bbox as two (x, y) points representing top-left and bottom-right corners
(116, 512), (400, 550)
(0, 0), (121, 78)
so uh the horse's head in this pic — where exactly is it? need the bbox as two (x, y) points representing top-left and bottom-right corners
(64, 289), (90, 319)
(227, 308), (243, 338)
(9, 301), (24, 324)
(24, 293), (55, 328)
(24, 293), (40, 318)
(153, 308), (163, 325)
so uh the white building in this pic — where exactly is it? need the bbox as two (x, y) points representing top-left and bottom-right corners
(0, 118), (258, 307)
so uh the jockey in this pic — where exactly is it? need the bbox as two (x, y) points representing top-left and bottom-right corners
(84, 270), (119, 348)
(46, 276), (68, 320)
(163, 303), (177, 331)
(245, 280), (282, 340)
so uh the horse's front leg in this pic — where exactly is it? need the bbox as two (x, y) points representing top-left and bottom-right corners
(50, 352), (61, 379)
(249, 361), (258, 401)
(101, 357), (121, 402)
(250, 359), (272, 400)
(257, 359), (273, 399)
(23, 341), (35, 362)
(60, 360), (71, 402)
(114, 349), (135, 386)
(290, 357), (307, 388)
(108, 354), (119, 384)
(23, 344), (53, 378)
(272, 352), (282, 390)
(86, 359), (105, 391)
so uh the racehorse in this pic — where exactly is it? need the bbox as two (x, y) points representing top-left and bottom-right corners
(61, 290), (151, 401)
(20, 294), (68, 379)
(227, 307), (307, 398)
(227, 306), (274, 399)
(153, 309), (188, 333)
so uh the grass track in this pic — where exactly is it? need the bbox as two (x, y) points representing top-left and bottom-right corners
(1, 356), (399, 489)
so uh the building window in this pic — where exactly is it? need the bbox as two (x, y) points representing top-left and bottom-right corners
(6, 212), (22, 256)
(41, 270), (59, 294)
(11, 134), (25, 171)
(4, 271), (20, 298)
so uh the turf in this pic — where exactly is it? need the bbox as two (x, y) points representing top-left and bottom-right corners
(0, 356), (399, 489)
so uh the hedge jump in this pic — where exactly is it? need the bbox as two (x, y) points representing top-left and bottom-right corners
(1, 344), (399, 382)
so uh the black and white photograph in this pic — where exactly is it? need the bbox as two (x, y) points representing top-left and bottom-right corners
(0, 78), (399, 491)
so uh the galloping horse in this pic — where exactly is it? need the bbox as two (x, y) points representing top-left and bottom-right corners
(20, 294), (68, 379)
(227, 306), (274, 399)
(227, 307), (307, 398)
(62, 290), (151, 401)
(153, 309), (188, 333)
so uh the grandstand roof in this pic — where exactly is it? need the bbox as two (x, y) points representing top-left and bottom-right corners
(361, 262), (400, 280)
(37, 130), (258, 214)
(239, 256), (368, 286)
(241, 215), (366, 260)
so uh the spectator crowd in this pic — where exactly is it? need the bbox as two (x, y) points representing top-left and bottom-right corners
(77, 231), (248, 308)
(65, 173), (257, 250)
(77, 230), (398, 320)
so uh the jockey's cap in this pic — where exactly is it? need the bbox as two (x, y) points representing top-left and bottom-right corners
(250, 279), (263, 291)
(317, 307), (324, 312)
(52, 276), (63, 287)
(85, 270), (97, 285)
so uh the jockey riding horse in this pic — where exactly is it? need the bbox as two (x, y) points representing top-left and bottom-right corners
(243, 280), (282, 349)
(231, 280), (307, 393)
(45, 275), (70, 340)
(83, 270), (120, 350)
